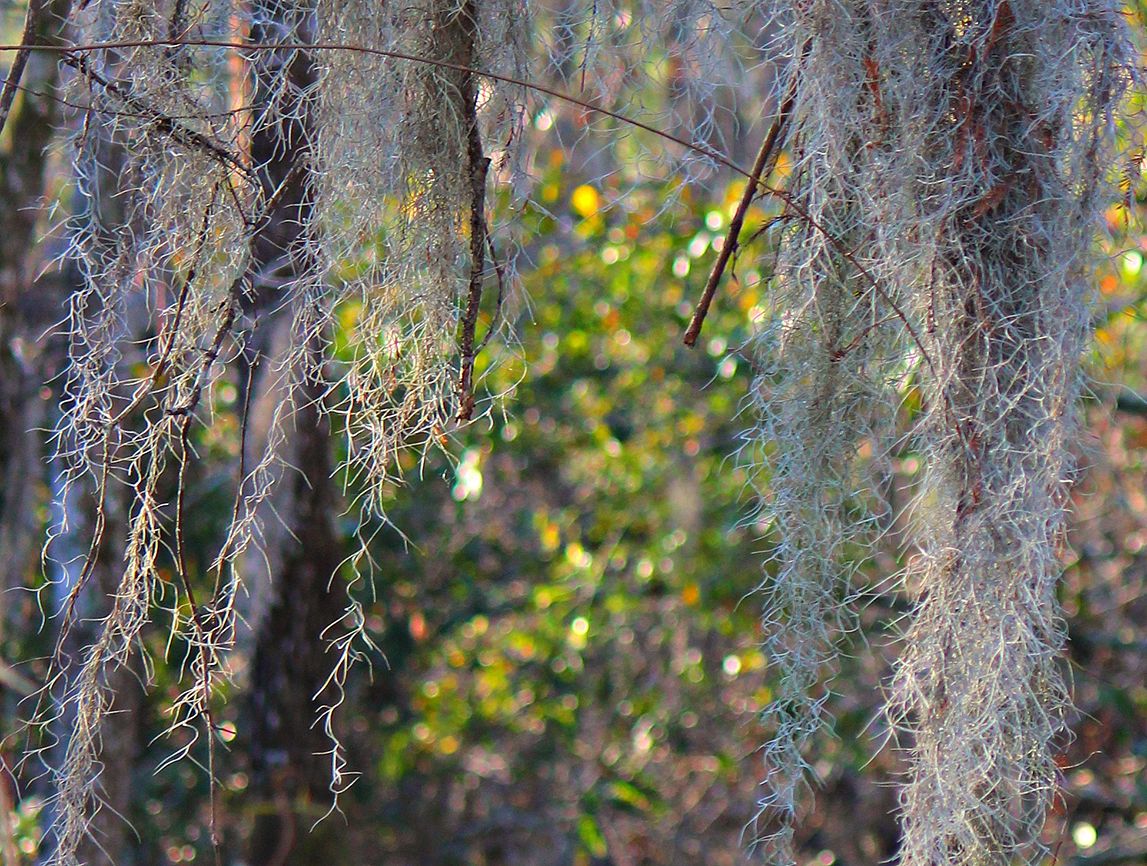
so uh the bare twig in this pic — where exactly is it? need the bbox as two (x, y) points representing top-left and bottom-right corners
(456, 0), (489, 423)
(683, 39), (808, 347)
(475, 228), (507, 355)
(0, 0), (47, 140)
(61, 50), (257, 185)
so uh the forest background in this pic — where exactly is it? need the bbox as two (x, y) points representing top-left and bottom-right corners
(0, 1), (1145, 865)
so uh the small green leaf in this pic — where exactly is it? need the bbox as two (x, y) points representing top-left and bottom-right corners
(576, 815), (608, 857)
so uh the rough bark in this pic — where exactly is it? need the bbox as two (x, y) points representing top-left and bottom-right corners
(0, 0), (73, 636)
(0, 6), (143, 863)
(239, 5), (350, 862)
(244, 366), (348, 865)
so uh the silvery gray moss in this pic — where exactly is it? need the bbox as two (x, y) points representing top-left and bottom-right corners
(749, 2), (1133, 864)
(28, 0), (1134, 863)
(39, 0), (761, 861)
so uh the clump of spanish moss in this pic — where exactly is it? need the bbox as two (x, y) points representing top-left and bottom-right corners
(313, 0), (528, 512)
(309, 0), (534, 798)
(887, 4), (1132, 864)
(45, 2), (256, 859)
(743, 9), (903, 857)
(750, 1), (1132, 863)
(36, 0), (536, 857)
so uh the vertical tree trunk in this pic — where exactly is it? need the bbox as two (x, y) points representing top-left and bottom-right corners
(0, 7), (144, 866)
(4, 5), (153, 861)
(244, 366), (348, 864)
(239, 4), (350, 862)
(0, 0), (74, 636)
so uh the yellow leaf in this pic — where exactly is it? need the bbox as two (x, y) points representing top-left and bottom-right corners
(540, 522), (560, 552)
(571, 184), (600, 218)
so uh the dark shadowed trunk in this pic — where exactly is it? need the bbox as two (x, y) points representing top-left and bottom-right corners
(1, 5), (150, 862)
(0, 0), (73, 636)
(239, 5), (350, 862)
(244, 364), (348, 864)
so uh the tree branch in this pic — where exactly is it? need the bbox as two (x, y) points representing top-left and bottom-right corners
(61, 50), (256, 184)
(0, 0), (47, 141)
(683, 40), (807, 347)
(456, 0), (489, 423)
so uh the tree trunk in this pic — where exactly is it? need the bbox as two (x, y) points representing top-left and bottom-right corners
(244, 363), (349, 865)
(0, 0), (74, 637)
(239, 4), (350, 862)
(0, 7), (144, 866)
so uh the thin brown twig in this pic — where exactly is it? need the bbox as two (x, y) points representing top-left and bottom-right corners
(578, 0), (599, 94)
(829, 314), (899, 361)
(0, 38), (753, 178)
(168, 293), (239, 420)
(0, 0), (46, 140)
(457, 164), (489, 422)
(0, 74), (257, 126)
(168, 0), (191, 43)
(683, 39), (808, 347)
(457, 0), (490, 423)
(475, 228), (507, 355)
(61, 50), (257, 185)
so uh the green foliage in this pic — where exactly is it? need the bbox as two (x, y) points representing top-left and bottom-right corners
(321, 173), (774, 860)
